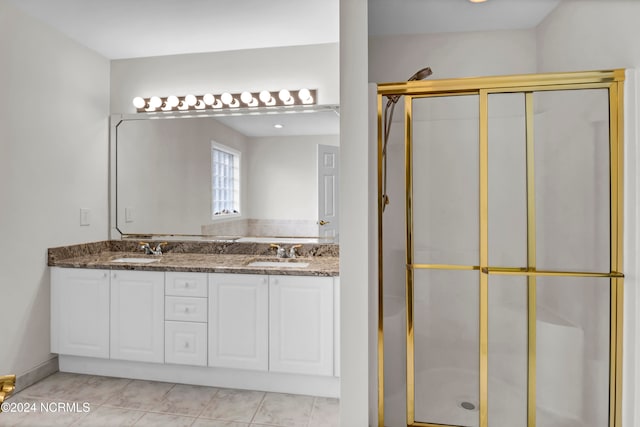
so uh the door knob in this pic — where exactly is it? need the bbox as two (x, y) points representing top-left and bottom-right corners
(318, 220), (331, 226)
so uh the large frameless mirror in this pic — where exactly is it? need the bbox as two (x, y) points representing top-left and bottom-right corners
(111, 106), (340, 242)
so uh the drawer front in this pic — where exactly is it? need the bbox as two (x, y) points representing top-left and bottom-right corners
(165, 321), (207, 366)
(165, 296), (207, 322)
(165, 272), (208, 297)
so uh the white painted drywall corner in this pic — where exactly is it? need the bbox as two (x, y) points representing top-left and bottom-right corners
(0, 0), (110, 379)
(340, 0), (370, 425)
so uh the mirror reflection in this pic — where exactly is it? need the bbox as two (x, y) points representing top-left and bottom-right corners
(115, 107), (340, 241)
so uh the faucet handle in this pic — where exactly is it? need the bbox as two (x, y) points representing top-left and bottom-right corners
(139, 241), (152, 255)
(289, 244), (302, 258)
(270, 244), (286, 258)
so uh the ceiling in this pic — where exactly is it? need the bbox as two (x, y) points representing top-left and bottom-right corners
(7, 0), (340, 60)
(9, 0), (561, 60)
(214, 108), (340, 137)
(8, 0), (561, 137)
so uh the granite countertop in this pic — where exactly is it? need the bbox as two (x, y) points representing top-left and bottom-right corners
(48, 241), (339, 277)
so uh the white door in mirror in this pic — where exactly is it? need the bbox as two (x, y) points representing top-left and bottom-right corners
(318, 144), (339, 241)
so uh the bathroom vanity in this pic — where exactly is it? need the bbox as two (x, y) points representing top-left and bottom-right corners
(48, 240), (340, 397)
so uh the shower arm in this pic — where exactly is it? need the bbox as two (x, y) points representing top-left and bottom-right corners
(382, 67), (433, 212)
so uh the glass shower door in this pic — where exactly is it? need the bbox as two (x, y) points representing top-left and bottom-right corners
(392, 71), (624, 427)
(410, 94), (480, 426)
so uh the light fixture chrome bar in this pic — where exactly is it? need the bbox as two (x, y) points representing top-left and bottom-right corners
(132, 89), (317, 113)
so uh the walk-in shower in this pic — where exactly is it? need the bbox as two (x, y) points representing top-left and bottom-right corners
(376, 70), (625, 427)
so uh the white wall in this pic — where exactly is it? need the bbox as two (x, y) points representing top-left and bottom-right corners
(0, 0), (109, 378)
(537, 0), (640, 73)
(115, 117), (249, 235)
(536, 2), (640, 425)
(110, 43), (339, 114)
(340, 0), (371, 425)
(247, 134), (338, 220)
(369, 29), (536, 83)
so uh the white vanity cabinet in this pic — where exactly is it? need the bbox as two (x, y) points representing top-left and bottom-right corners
(208, 273), (269, 371)
(269, 275), (334, 376)
(165, 272), (208, 366)
(51, 265), (340, 397)
(51, 268), (110, 358)
(110, 270), (164, 363)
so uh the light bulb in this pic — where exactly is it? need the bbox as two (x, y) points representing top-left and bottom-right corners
(149, 96), (162, 108)
(221, 92), (233, 105)
(240, 91), (253, 104)
(259, 90), (273, 104)
(203, 93), (215, 105)
(278, 89), (292, 102)
(298, 88), (312, 103)
(166, 95), (179, 108)
(195, 100), (206, 109)
(132, 97), (146, 109)
(273, 124), (284, 129)
(185, 94), (197, 106)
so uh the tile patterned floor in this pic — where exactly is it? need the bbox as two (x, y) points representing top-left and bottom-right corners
(0, 372), (339, 427)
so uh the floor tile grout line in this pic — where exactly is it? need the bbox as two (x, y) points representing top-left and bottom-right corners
(193, 387), (220, 419)
(249, 391), (268, 424)
(9, 374), (338, 427)
(306, 396), (317, 427)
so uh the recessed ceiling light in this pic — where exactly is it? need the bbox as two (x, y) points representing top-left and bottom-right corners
(469, 0), (488, 3)
(274, 124), (284, 129)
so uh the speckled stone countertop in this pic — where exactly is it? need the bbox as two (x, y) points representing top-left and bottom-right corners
(48, 241), (339, 277)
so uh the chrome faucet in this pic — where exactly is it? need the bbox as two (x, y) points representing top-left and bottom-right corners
(270, 244), (303, 259)
(289, 244), (302, 259)
(139, 241), (167, 256)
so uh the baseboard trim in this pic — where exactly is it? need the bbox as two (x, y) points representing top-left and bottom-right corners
(15, 356), (59, 393)
(59, 355), (339, 398)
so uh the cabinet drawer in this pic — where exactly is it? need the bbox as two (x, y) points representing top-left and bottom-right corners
(165, 296), (207, 322)
(165, 272), (208, 297)
(165, 321), (207, 366)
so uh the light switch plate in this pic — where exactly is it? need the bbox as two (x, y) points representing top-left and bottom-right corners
(80, 208), (90, 226)
(125, 207), (134, 223)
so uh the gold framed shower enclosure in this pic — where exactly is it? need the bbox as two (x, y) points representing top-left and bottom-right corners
(376, 70), (625, 427)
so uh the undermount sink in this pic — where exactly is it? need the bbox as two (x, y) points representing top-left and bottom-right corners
(111, 257), (160, 264)
(247, 259), (310, 268)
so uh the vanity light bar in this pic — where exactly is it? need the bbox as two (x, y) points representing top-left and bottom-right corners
(132, 89), (316, 112)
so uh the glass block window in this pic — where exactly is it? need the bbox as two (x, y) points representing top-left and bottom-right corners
(211, 142), (240, 217)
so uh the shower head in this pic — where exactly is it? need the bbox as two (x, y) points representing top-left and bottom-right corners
(382, 65), (433, 210)
(408, 67), (433, 81)
(387, 66), (433, 105)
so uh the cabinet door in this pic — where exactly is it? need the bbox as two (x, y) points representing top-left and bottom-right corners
(333, 277), (340, 377)
(51, 268), (110, 358)
(269, 275), (334, 376)
(110, 270), (164, 363)
(209, 273), (268, 371)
